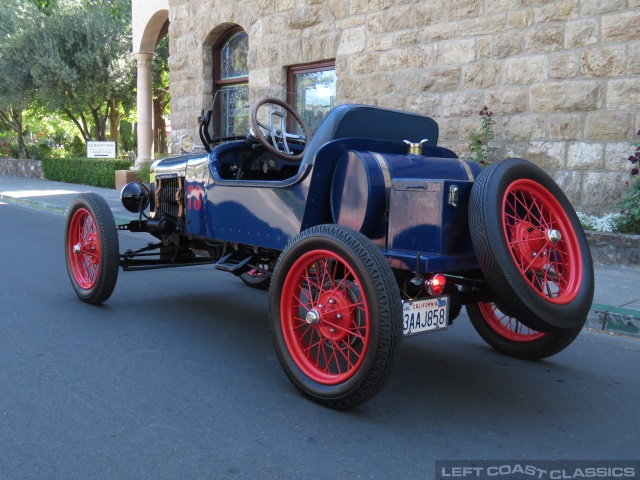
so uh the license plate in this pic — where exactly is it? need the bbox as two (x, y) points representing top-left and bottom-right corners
(402, 296), (449, 336)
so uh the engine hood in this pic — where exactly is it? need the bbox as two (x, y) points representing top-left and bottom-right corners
(151, 152), (209, 180)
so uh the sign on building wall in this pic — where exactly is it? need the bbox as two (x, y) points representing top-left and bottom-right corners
(86, 141), (116, 158)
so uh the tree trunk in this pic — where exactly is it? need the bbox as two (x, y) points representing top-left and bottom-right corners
(153, 91), (168, 154)
(91, 106), (106, 141)
(17, 122), (28, 159)
(108, 99), (122, 156)
(63, 108), (92, 142)
(0, 107), (29, 158)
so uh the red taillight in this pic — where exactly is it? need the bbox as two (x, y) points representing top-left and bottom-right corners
(425, 274), (446, 296)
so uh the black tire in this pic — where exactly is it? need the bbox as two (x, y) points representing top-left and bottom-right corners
(240, 270), (271, 290)
(467, 302), (583, 360)
(469, 158), (594, 332)
(269, 224), (402, 409)
(65, 193), (119, 304)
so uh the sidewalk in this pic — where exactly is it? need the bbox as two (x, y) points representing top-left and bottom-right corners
(1, 174), (638, 338)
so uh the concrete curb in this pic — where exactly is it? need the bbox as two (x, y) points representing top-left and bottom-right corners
(0, 193), (68, 215)
(587, 303), (640, 338)
(0, 192), (136, 225)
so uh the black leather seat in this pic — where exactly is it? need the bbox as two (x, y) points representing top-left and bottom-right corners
(300, 104), (440, 167)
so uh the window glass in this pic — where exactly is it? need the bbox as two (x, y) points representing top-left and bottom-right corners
(219, 84), (249, 137)
(214, 29), (249, 138)
(220, 31), (249, 80)
(292, 69), (336, 136)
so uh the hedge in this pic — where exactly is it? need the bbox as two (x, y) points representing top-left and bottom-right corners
(41, 157), (131, 189)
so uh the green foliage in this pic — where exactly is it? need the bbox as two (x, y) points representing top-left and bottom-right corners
(0, 0), (135, 144)
(119, 121), (135, 152)
(68, 136), (87, 157)
(467, 106), (496, 168)
(617, 185), (640, 234)
(136, 160), (153, 183)
(0, 1), (41, 156)
(29, 140), (53, 160)
(1, 140), (20, 157)
(42, 157), (130, 188)
(616, 130), (640, 234)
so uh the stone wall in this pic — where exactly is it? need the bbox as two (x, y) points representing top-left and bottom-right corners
(0, 158), (44, 179)
(166, 0), (640, 213)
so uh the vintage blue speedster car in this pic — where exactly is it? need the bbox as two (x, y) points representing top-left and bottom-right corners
(64, 97), (594, 408)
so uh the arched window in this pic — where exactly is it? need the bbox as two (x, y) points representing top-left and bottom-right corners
(213, 28), (249, 137)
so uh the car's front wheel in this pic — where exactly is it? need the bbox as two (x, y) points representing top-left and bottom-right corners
(65, 193), (119, 304)
(466, 302), (583, 360)
(269, 225), (402, 409)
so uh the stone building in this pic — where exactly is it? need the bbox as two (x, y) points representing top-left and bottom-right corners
(132, 0), (640, 213)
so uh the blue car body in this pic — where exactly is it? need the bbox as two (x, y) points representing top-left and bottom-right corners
(152, 103), (482, 275)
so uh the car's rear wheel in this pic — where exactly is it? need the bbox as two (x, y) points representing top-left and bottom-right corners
(269, 225), (402, 409)
(65, 193), (119, 304)
(240, 270), (271, 290)
(466, 302), (583, 360)
(469, 158), (594, 332)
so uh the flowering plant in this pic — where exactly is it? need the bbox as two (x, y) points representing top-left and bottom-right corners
(616, 129), (640, 234)
(467, 106), (496, 168)
(1, 141), (19, 158)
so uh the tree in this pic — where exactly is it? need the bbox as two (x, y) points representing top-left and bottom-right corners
(0, 1), (41, 157)
(28, 0), (135, 145)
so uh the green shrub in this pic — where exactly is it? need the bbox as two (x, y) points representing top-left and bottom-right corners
(467, 106), (496, 168)
(136, 159), (153, 183)
(1, 140), (20, 158)
(29, 140), (54, 160)
(41, 157), (130, 189)
(67, 136), (86, 158)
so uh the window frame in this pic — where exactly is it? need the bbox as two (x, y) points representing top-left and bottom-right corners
(286, 60), (336, 134)
(212, 27), (249, 138)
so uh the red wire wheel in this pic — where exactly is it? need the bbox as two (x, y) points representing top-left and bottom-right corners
(502, 179), (583, 305)
(477, 302), (545, 342)
(239, 258), (273, 290)
(67, 207), (101, 290)
(65, 193), (119, 304)
(469, 158), (594, 332)
(270, 225), (402, 409)
(280, 249), (370, 385)
(467, 302), (583, 360)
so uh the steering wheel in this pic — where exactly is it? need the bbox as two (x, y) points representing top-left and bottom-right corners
(249, 98), (309, 161)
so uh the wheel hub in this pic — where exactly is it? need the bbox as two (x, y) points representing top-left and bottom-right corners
(306, 289), (356, 342)
(305, 309), (320, 325)
(547, 229), (561, 244)
(511, 223), (565, 270)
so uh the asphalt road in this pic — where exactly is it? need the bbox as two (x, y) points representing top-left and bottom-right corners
(1, 202), (639, 480)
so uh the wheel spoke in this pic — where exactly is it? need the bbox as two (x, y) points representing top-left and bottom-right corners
(68, 208), (102, 290)
(502, 179), (582, 305)
(280, 249), (371, 384)
(479, 302), (545, 342)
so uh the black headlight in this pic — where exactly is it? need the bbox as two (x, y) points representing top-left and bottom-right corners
(120, 182), (150, 213)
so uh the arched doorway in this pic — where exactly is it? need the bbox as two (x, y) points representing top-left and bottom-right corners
(131, 1), (169, 165)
